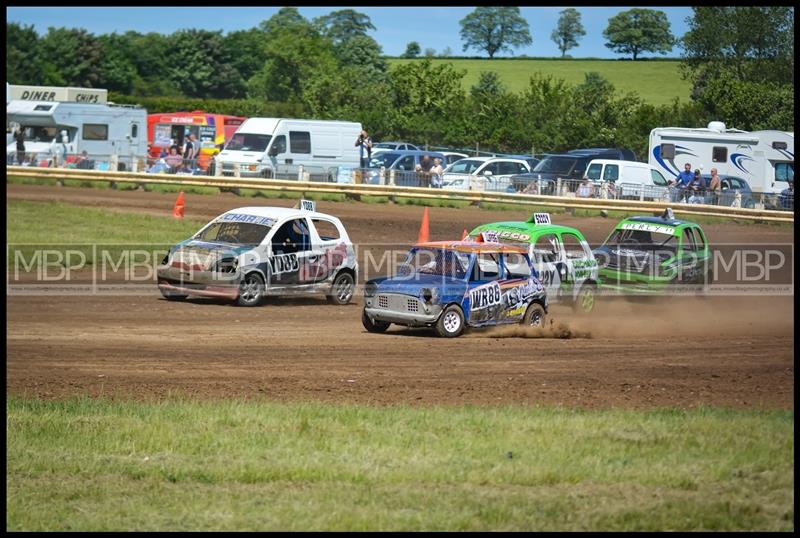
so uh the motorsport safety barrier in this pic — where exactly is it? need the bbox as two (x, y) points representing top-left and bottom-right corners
(6, 165), (794, 224)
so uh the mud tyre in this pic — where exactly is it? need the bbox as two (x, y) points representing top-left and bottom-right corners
(328, 272), (355, 305)
(435, 305), (465, 338)
(362, 309), (390, 333)
(523, 303), (547, 328)
(236, 272), (265, 307)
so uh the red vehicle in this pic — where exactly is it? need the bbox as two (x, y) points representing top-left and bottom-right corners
(147, 111), (245, 169)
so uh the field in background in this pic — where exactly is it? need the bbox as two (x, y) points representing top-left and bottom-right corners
(388, 59), (687, 106)
(6, 397), (793, 531)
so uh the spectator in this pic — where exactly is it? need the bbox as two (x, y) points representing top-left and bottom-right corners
(183, 134), (198, 163)
(670, 162), (695, 201)
(706, 167), (721, 205)
(354, 129), (372, 168)
(420, 154), (433, 173)
(158, 146), (168, 159)
(522, 181), (539, 195)
(429, 157), (444, 188)
(75, 150), (94, 170)
(164, 146), (183, 173)
(576, 178), (593, 198)
(687, 170), (706, 204)
(14, 128), (26, 165)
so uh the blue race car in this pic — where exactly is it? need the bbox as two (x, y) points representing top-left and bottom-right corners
(362, 239), (548, 337)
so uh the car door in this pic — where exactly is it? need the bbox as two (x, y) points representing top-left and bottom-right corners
(498, 251), (535, 323)
(305, 217), (349, 285)
(677, 226), (701, 283)
(559, 231), (595, 300)
(267, 217), (314, 287)
(466, 252), (505, 326)
(528, 233), (563, 300)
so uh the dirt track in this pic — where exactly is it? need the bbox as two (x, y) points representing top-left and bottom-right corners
(6, 184), (795, 409)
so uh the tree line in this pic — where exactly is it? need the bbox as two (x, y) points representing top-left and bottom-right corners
(6, 7), (794, 160)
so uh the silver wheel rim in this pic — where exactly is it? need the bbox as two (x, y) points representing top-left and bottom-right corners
(241, 276), (261, 303)
(528, 309), (543, 326)
(443, 311), (461, 333)
(580, 289), (594, 311)
(336, 276), (353, 302)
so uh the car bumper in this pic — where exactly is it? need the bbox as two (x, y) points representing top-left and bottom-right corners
(157, 265), (241, 300)
(158, 280), (239, 300)
(363, 307), (441, 326)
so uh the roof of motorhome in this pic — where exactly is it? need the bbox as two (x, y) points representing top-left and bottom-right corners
(237, 117), (361, 133)
(650, 127), (760, 142)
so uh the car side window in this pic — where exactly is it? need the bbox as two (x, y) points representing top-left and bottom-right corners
(531, 234), (560, 264)
(682, 228), (696, 252)
(482, 162), (499, 175)
(561, 233), (589, 260)
(651, 170), (668, 186)
(396, 156), (415, 170)
(503, 252), (531, 278)
(472, 253), (502, 281)
(270, 135), (286, 156)
(312, 219), (340, 241)
(691, 227), (705, 249)
(603, 164), (619, 182)
(271, 218), (310, 254)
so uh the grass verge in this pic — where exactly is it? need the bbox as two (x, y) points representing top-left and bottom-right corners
(6, 397), (793, 531)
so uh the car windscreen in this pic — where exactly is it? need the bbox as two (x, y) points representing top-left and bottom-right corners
(397, 248), (470, 280)
(224, 133), (271, 152)
(603, 225), (676, 249)
(533, 156), (581, 175)
(446, 159), (484, 174)
(196, 221), (271, 246)
(368, 152), (400, 168)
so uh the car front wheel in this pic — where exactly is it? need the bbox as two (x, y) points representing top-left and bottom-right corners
(435, 305), (465, 338)
(236, 272), (265, 307)
(362, 309), (390, 333)
(523, 303), (547, 328)
(328, 272), (355, 305)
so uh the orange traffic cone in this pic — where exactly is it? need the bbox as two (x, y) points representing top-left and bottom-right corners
(461, 228), (469, 240)
(417, 207), (430, 244)
(172, 191), (185, 219)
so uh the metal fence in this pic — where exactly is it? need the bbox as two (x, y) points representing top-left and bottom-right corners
(9, 149), (793, 212)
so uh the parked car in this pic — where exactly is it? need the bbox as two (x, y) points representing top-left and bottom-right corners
(157, 200), (357, 306)
(441, 156), (531, 192)
(439, 151), (469, 166)
(496, 153), (540, 171)
(371, 141), (420, 154)
(528, 148), (638, 190)
(364, 150), (447, 186)
(468, 212), (599, 313)
(708, 174), (756, 209)
(593, 210), (711, 296)
(584, 159), (671, 201)
(362, 240), (548, 337)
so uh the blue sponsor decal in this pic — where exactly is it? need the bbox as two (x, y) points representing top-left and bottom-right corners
(731, 153), (755, 175)
(218, 213), (276, 226)
(776, 149), (794, 161)
(652, 144), (697, 177)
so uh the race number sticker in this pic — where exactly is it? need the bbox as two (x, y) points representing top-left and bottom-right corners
(533, 213), (551, 225)
(299, 199), (316, 212)
(480, 231), (499, 243)
(470, 282), (502, 310)
(269, 253), (299, 275)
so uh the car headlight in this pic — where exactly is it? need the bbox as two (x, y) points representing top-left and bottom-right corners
(365, 282), (377, 298)
(421, 288), (438, 304)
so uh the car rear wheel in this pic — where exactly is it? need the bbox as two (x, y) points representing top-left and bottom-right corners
(435, 305), (465, 338)
(523, 303), (547, 328)
(362, 309), (390, 333)
(236, 272), (265, 307)
(573, 283), (597, 314)
(327, 272), (355, 305)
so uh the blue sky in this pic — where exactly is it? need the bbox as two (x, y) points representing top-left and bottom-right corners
(6, 6), (693, 58)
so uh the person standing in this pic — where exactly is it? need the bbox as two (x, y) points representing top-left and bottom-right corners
(429, 157), (445, 188)
(14, 128), (25, 165)
(355, 129), (372, 168)
(670, 162), (695, 202)
(706, 168), (721, 205)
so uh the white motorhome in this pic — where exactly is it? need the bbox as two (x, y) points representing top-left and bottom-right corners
(585, 159), (670, 201)
(6, 86), (147, 170)
(648, 122), (794, 195)
(217, 118), (362, 179)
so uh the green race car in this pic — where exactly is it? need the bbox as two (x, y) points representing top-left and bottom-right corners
(592, 211), (711, 296)
(469, 213), (599, 313)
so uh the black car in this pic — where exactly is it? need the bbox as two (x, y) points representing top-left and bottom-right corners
(525, 148), (638, 191)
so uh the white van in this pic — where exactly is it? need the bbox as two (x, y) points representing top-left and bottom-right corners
(217, 118), (362, 180)
(584, 159), (671, 201)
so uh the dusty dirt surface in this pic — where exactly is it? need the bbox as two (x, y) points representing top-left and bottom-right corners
(6, 184), (795, 409)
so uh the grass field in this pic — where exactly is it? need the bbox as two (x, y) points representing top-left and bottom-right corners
(388, 58), (688, 106)
(6, 397), (793, 531)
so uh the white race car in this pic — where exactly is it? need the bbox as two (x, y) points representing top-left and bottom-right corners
(157, 200), (357, 306)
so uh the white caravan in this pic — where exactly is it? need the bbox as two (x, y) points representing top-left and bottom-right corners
(7, 99), (147, 170)
(217, 118), (362, 179)
(648, 121), (794, 195)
